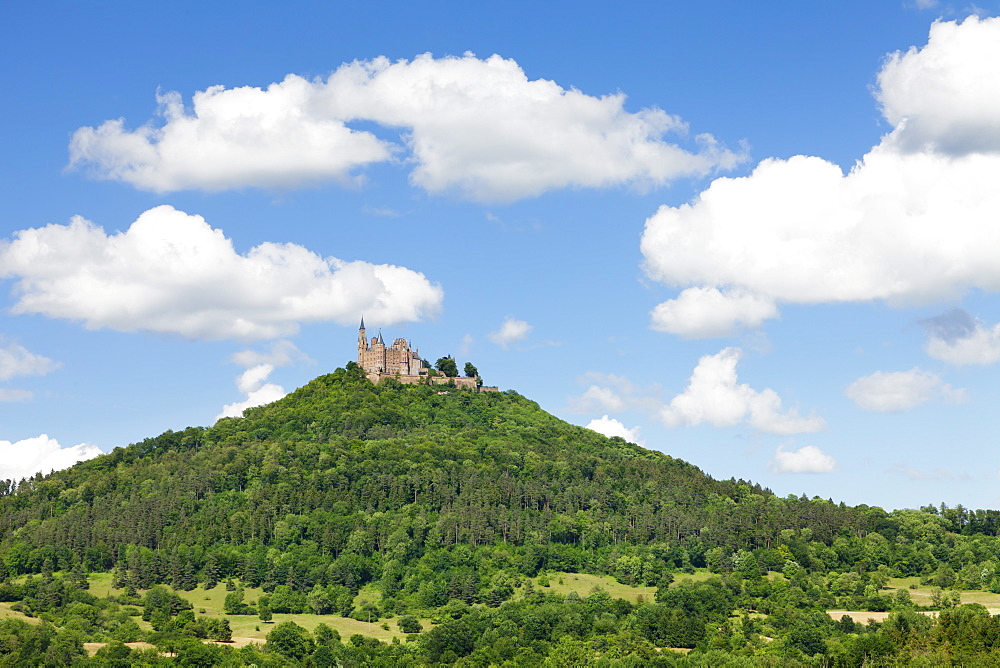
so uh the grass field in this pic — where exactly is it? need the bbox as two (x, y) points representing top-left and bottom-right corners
(28, 569), (1000, 647)
(530, 572), (655, 603)
(528, 569), (786, 605)
(86, 572), (427, 644)
(0, 601), (39, 624)
(529, 570), (1000, 626)
(825, 577), (1000, 622)
(885, 576), (1000, 610)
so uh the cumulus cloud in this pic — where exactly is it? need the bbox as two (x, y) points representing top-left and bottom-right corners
(769, 445), (837, 474)
(214, 368), (287, 421)
(877, 17), (1000, 155)
(641, 16), (1000, 337)
(569, 352), (823, 435)
(0, 341), (59, 404)
(0, 435), (102, 482)
(845, 367), (964, 412)
(231, 339), (308, 368)
(570, 384), (628, 414)
(921, 309), (1000, 365)
(0, 341), (60, 381)
(585, 415), (644, 445)
(69, 53), (742, 202)
(0, 205), (443, 341)
(69, 80), (393, 192)
(488, 317), (533, 349)
(215, 341), (307, 421)
(659, 348), (826, 434)
(650, 287), (778, 338)
(567, 373), (660, 415)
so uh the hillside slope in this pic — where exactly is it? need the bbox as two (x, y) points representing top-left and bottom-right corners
(0, 363), (866, 583)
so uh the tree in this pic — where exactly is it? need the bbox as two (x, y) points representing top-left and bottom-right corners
(269, 584), (305, 613)
(223, 586), (246, 615)
(174, 640), (221, 667)
(307, 585), (333, 615)
(398, 614), (423, 633)
(203, 553), (221, 590)
(214, 618), (233, 642)
(435, 357), (459, 377)
(43, 629), (86, 666)
(265, 621), (313, 660)
(313, 622), (340, 645)
(70, 561), (89, 590)
(464, 362), (482, 387)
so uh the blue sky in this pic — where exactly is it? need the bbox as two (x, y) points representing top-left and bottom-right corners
(2, 1), (1000, 510)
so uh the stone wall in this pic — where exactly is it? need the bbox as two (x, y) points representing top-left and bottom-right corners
(366, 371), (495, 392)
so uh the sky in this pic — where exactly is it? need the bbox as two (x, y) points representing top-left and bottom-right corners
(2, 1), (1000, 511)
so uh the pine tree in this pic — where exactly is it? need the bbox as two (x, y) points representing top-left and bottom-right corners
(70, 561), (89, 590)
(203, 553), (220, 590)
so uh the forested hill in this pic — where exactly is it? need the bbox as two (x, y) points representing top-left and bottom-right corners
(0, 362), (868, 580)
(11, 364), (1000, 664)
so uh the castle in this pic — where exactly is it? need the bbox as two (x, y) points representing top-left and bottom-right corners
(357, 319), (497, 391)
(357, 318), (425, 377)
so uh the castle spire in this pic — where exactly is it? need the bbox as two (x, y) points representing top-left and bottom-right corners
(358, 316), (367, 351)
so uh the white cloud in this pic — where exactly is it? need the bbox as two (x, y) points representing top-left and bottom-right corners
(231, 340), (307, 368)
(570, 385), (627, 414)
(586, 415), (644, 445)
(769, 445), (837, 474)
(921, 309), (1000, 365)
(877, 17), (1000, 156)
(0, 341), (60, 381)
(236, 364), (275, 394)
(568, 373), (658, 415)
(650, 287), (778, 338)
(845, 367), (964, 412)
(215, 341), (307, 421)
(659, 348), (826, 435)
(69, 53), (743, 202)
(641, 16), (1000, 337)
(0, 205), (443, 341)
(69, 79), (393, 192)
(0, 434), (102, 482)
(488, 317), (532, 349)
(571, 352), (823, 435)
(215, 381), (287, 422)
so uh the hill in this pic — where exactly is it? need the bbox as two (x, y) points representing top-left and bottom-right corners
(4, 364), (1000, 664)
(0, 363), (867, 578)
